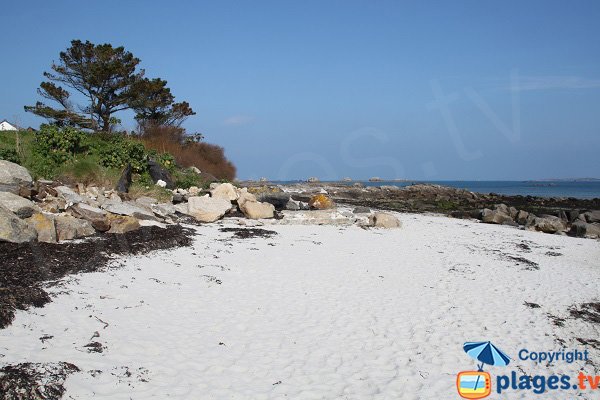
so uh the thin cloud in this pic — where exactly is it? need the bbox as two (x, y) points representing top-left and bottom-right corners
(510, 75), (600, 91)
(223, 115), (255, 126)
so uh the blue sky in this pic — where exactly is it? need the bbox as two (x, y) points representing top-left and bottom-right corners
(1, 1), (599, 180)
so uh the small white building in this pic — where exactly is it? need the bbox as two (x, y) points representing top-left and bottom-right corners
(0, 120), (19, 131)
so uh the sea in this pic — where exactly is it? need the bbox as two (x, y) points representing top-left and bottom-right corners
(279, 180), (600, 199)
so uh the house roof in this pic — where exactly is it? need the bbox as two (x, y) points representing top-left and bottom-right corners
(0, 119), (21, 129)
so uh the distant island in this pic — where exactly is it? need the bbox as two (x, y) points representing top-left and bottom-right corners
(525, 178), (600, 182)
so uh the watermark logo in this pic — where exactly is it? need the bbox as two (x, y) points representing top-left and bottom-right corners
(456, 341), (510, 399)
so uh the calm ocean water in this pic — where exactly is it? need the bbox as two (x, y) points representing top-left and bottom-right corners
(279, 180), (600, 199)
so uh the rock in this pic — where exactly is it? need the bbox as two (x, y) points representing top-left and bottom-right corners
(188, 186), (201, 196)
(0, 205), (37, 243)
(172, 193), (184, 204)
(138, 219), (167, 229)
(584, 210), (600, 224)
(173, 202), (189, 215)
(69, 203), (110, 232)
(135, 196), (159, 208)
(256, 192), (290, 211)
(308, 194), (334, 210)
(531, 215), (567, 234)
(26, 213), (57, 243)
(239, 201), (275, 219)
(151, 203), (177, 218)
(54, 186), (86, 205)
(369, 177), (382, 182)
(516, 210), (529, 225)
(568, 210), (580, 223)
(352, 182), (365, 188)
(189, 166), (201, 174)
(353, 206), (371, 214)
(0, 160), (33, 193)
(101, 200), (157, 220)
(0, 191), (39, 218)
(299, 201), (310, 210)
(285, 199), (301, 211)
(55, 214), (95, 241)
(278, 209), (361, 226)
(570, 221), (600, 239)
(342, 177), (352, 182)
(509, 206), (518, 219)
(187, 196), (232, 222)
(369, 212), (401, 228)
(493, 203), (510, 215)
(480, 208), (513, 225)
(307, 177), (320, 183)
(236, 188), (257, 207)
(107, 215), (141, 234)
(148, 160), (175, 189)
(210, 183), (239, 201)
(156, 179), (167, 188)
(40, 195), (66, 213)
(115, 164), (132, 193)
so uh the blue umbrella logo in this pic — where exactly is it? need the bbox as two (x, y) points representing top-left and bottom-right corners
(462, 341), (510, 395)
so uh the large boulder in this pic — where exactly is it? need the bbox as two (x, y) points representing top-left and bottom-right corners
(516, 210), (530, 225)
(148, 160), (175, 189)
(308, 194), (334, 210)
(69, 203), (110, 232)
(55, 214), (96, 241)
(530, 215), (567, 234)
(54, 186), (85, 205)
(0, 205), (37, 243)
(210, 183), (238, 201)
(151, 203), (177, 218)
(107, 215), (141, 234)
(584, 210), (600, 224)
(0, 160), (33, 193)
(0, 191), (39, 218)
(26, 213), (57, 243)
(236, 188), (257, 207)
(569, 221), (600, 239)
(115, 164), (132, 193)
(256, 192), (291, 211)
(369, 212), (401, 228)
(239, 201), (275, 219)
(480, 208), (513, 225)
(187, 196), (232, 222)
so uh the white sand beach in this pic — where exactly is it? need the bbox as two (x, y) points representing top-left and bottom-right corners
(1, 210), (599, 399)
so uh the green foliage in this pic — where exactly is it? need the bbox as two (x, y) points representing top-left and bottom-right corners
(34, 124), (85, 163)
(92, 134), (148, 173)
(174, 168), (205, 189)
(0, 148), (20, 164)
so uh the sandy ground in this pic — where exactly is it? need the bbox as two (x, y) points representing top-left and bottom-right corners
(1, 210), (599, 399)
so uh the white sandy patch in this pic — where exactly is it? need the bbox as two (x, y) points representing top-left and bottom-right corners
(1, 212), (599, 399)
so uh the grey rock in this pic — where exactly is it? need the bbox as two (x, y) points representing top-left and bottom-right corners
(25, 213), (57, 243)
(570, 221), (600, 239)
(187, 196), (232, 222)
(0, 160), (33, 193)
(135, 196), (159, 209)
(101, 200), (157, 220)
(55, 186), (85, 205)
(70, 203), (110, 232)
(481, 208), (513, 225)
(0, 191), (39, 218)
(151, 203), (177, 218)
(257, 192), (290, 211)
(285, 199), (301, 211)
(369, 212), (401, 228)
(0, 204), (37, 243)
(516, 210), (529, 225)
(584, 210), (600, 224)
(352, 206), (372, 214)
(55, 214), (95, 241)
(148, 160), (174, 189)
(531, 215), (567, 234)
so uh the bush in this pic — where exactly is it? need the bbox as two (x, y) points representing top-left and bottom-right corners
(91, 133), (148, 173)
(0, 148), (20, 164)
(34, 124), (85, 164)
(140, 125), (236, 180)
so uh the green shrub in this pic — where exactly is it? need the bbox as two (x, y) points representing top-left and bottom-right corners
(92, 134), (148, 173)
(34, 124), (85, 164)
(174, 168), (205, 189)
(0, 148), (20, 164)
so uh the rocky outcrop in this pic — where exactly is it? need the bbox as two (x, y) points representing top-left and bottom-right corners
(529, 215), (567, 234)
(0, 205), (37, 243)
(187, 196), (232, 222)
(70, 203), (110, 232)
(480, 208), (513, 225)
(584, 210), (600, 224)
(256, 192), (290, 211)
(0, 160), (33, 193)
(369, 212), (401, 228)
(0, 191), (39, 218)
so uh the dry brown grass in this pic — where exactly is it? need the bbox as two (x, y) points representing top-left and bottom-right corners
(139, 125), (236, 180)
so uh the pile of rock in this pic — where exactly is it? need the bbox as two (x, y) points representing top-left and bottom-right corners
(0, 161), (405, 244)
(477, 203), (600, 239)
